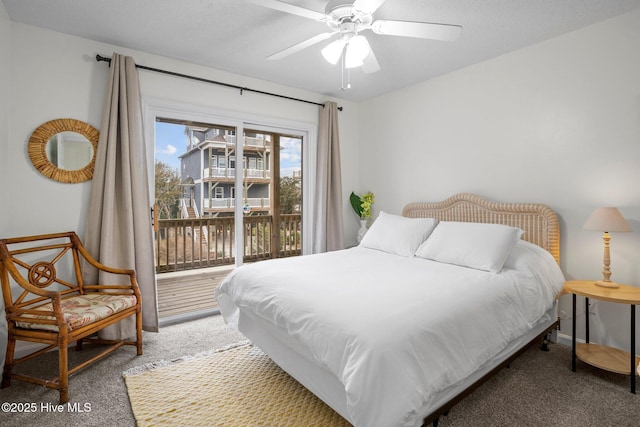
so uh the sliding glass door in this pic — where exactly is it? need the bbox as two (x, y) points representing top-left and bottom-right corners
(242, 129), (302, 262)
(153, 118), (303, 272)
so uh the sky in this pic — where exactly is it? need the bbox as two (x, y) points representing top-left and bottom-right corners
(155, 121), (183, 171)
(279, 136), (302, 177)
(154, 121), (301, 177)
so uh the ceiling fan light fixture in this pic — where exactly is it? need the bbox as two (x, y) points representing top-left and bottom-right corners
(321, 39), (346, 64)
(344, 35), (370, 68)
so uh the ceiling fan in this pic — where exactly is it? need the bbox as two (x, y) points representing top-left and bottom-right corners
(249, 0), (462, 76)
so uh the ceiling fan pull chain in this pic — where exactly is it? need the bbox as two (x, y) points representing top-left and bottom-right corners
(340, 46), (352, 91)
(341, 52), (346, 90)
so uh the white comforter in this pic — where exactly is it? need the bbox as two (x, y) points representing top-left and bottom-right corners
(216, 244), (564, 427)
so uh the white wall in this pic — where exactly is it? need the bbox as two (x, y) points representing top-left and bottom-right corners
(0, 0), (12, 371)
(359, 10), (640, 349)
(0, 3), (10, 227)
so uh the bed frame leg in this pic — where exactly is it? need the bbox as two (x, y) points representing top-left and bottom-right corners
(432, 417), (439, 427)
(541, 331), (551, 352)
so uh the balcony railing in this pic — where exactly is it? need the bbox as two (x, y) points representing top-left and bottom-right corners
(202, 135), (270, 149)
(203, 197), (269, 209)
(154, 214), (301, 273)
(203, 167), (270, 179)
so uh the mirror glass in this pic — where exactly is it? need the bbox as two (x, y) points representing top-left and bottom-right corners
(28, 118), (99, 183)
(45, 131), (95, 171)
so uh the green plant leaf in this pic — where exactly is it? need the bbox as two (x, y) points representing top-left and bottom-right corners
(350, 192), (363, 217)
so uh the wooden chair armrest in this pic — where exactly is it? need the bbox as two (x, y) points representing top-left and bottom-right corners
(71, 234), (140, 292)
(71, 234), (134, 275)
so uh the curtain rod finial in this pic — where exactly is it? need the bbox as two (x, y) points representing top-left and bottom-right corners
(96, 54), (111, 64)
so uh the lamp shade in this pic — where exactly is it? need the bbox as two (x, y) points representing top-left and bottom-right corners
(345, 35), (370, 68)
(583, 207), (630, 232)
(321, 39), (346, 65)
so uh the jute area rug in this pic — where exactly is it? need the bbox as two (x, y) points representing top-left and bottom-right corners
(123, 342), (352, 427)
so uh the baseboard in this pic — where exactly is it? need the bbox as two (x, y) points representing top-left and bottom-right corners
(556, 332), (580, 347)
(159, 307), (220, 327)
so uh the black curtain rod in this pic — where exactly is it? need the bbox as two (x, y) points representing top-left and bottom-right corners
(95, 55), (342, 111)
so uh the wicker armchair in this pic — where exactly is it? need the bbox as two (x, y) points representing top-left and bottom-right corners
(0, 231), (142, 403)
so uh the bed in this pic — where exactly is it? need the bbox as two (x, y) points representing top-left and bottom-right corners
(216, 193), (564, 427)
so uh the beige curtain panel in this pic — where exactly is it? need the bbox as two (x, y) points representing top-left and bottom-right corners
(313, 101), (344, 253)
(83, 53), (158, 338)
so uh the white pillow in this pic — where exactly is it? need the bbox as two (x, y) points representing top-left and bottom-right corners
(414, 221), (524, 273)
(359, 211), (437, 257)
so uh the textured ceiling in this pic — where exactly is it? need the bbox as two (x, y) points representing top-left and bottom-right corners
(4, 0), (640, 102)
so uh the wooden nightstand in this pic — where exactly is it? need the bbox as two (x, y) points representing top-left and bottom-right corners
(564, 280), (640, 393)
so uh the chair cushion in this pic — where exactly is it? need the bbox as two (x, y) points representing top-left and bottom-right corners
(16, 293), (138, 332)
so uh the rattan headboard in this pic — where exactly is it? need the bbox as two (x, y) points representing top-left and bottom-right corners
(402, 193), (560, 264)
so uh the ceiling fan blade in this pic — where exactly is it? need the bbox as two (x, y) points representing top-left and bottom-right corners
(247, 0), (327, 21)
(267, 32), (336, 60)
(353, 0), (388, 14)
(371, 20), (462, 41)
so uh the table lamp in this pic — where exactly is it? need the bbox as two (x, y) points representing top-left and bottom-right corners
(583, 207), (630, 288)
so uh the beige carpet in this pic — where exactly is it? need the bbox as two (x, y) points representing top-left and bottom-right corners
(123, 342), (352, 427)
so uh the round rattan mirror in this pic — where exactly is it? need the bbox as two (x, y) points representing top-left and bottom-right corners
(28, 118), (99, 183)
